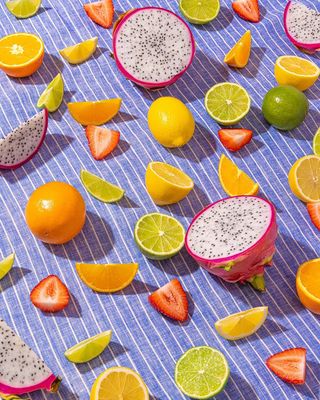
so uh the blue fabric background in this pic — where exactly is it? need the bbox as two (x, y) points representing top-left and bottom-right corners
(0, 0), (319, 399)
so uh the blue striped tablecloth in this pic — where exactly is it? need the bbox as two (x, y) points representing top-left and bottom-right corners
(0, 0), (319, 399)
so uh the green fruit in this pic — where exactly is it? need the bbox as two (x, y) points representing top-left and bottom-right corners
(262, 85), (308, 131)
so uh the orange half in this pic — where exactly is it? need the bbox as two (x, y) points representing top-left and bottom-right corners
(296, 258), (320, 314)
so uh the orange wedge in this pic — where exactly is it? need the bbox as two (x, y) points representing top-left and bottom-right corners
(224, 30), (251, 68)
(75, 262), (138, 292)
(218, 154), (259, 196)
(296, 259), (320, 314)
(0, 33), (44, 78)
(67, 99), (122, 125)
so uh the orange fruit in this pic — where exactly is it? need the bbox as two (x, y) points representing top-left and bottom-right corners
(224, 30), (251, 68)
(25, 182), (86, 245)
(296, 258), (320, 314)
(0, 33), (44, 78)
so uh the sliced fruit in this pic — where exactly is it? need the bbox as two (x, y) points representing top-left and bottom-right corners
(80, 169), (124, 203)
(232, 0), (260, 23)
(145, 161), (194, 205)
(218, 128), (252, 152)
(85, 125), (120, 160)
(37, 73), (64, 112)
(0, 253), (15, 280)
(149, 279), (188, 322)
(68, 99), (121, 126)
(134, 213), (185, 260)
(175, 346), (230, 398)
(312, 127), (320, 156)
(224, 30), (251, 68)
(288, 155), (320, 203)
(90, 367), (149, 400)
(205, 82), (251, 125)
(84, 0), (114, 29)
(75, 262), (138, 293)
(266, 348), (306, 385)
(307, 203), (320, 230)
(60, 37), (98, 64)
(218, 154), (259, 196)
(274, 55), (320, 92)
(215, 306), (268, 340)
(296, 258), (320, 314)
(179, 0), (220, 24)
(6, 0), (41, 18)
(30, 275), (70, 313)
(65, 330), (112, 363)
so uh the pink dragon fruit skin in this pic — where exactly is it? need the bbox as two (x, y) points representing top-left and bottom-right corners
(0, 375), (59, 397)
(185, 196), (278, 291)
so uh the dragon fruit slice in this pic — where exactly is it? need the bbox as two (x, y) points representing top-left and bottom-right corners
(0, 319), (61, 398)
(185, 196), (278, 291)
(112, 7), (196, 89)
(284, 1), (320, 53)
(0, 109), (48, 170)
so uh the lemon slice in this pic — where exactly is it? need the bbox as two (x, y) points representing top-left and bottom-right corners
(37, 73), (64, 112)
(80, 170), (124, 203)
(65, 331), (112, 363)
(6, 0), (41, 18)
(68, 99), (122, 126)
(60, 37), (98, 65)
(215, 306), (268, 340)
(312, 128), (320, 156)
(224, 30), (251, 68)
(0, 253), (15, 280)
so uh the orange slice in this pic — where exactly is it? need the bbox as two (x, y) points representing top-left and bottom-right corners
(296, 259), (320, 314)
(75, 262), (138, 292)
(218, 154), (259, 196)
(224, 30), (251, 68)
(0, 33), (44, 77)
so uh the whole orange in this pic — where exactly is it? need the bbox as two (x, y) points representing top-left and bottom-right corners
(25, 182), (86, 245)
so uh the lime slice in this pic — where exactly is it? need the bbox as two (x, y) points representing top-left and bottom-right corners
(179, 0), (220, 24)
(80, 169), (124, 203)
(0, 253), (15, 280)
(37, 73), (64, 113)
(205, 82), (251, 125)
(60, 37), (98, 65)
(175, 346), (230, 399)
(134, 213), (185, 260)
(65, 330), (112, 363)
(313, 128), (320, 156)
(6, 0), (41, 18)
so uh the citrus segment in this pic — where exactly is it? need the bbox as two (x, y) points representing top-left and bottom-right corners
(312, 128), (320, 156)
(0, 253), (15, 280)
(37, 73), (64, 112)
(80, 170), (124, 203)
(68, 98), (121, 125)
(6, 0), (41, 18)
(179, 0), (220, 24)
(224, 30), (251, 68)
(60, 37), (98, 64)
(296, 258), (320, 314)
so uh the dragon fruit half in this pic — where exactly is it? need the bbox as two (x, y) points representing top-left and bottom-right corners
(0, 109), (48, 170)
(185, 196), (278, 291)
(112, 7), (196, 89)
(284, 1), (320, 53)
(0, 319), (61, 398)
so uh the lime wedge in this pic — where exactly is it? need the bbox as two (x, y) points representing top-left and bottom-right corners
(134, 213), (185, 260)
(37, 73), (64, 113)
(6, 0), (41, 18)
(65, 330), (112, 363)
(0, 253), (15, 280)
(205, 82), (251, 125)
(80, 170), (124, 203)
(313, 128), (320, 156)
(175, 346), (230, 399)
(60, 37), (98, 65)
(180, 0), (220, 24)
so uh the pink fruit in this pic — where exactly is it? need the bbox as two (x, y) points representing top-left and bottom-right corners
(112, 7), (195, 89)
(185, 196), (278, 291)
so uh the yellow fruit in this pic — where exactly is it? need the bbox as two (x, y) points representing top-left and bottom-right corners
(224, 30), (251, 68)
(147, 97), (195, 147)
(296, 259), (320, 314)
(145, 161), (194, 205)
(274, 56), (320, 91)
(68, 99), (122, 125)
(60, 37), (98, 64)
(288, 155), (320, 203)
(218, 154), (259, 196)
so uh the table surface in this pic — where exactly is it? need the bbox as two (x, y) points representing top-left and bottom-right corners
(0, 0), (319, 399)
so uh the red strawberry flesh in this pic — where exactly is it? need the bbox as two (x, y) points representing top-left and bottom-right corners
(232, 0), (260, 23)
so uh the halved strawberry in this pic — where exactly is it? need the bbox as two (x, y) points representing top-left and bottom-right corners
(266, 348), (306, 385)
(84, 0), (114, 29)
(307, 203), (320, 230)
(232, 0), (260, 23)
(148, 279), (188, 322)
(218, 128), (252, 152)
(85, 125), (120, 160)
(30, 275), (70, 313)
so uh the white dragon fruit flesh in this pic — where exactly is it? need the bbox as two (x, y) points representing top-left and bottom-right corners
(185, 196), (278, 291)
(113, 7), (196, 89)
(0, 319), (61, 398)
(0, 109), (48, 170)
(284, 1), (320, 53)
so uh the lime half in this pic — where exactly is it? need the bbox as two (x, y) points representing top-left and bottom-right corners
(205, 82), (251, 125)
(80, 170), (124, 203)
(134, 213), (185, 260)
(65, 330), (112, 363)
(175, 346), (230, 399)
(37, 73), (64, 112)
(313, 128), (320, 156)
(0, 253), (15, 280)
(6, 0), (41, 18)
(180, 0), (220, 24)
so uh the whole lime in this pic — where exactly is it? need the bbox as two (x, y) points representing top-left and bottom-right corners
(262, 86), (308, 131)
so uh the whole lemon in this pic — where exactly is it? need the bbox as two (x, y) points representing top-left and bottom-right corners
(25, 182), (86, 245)
(148, 97), (195, 147)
